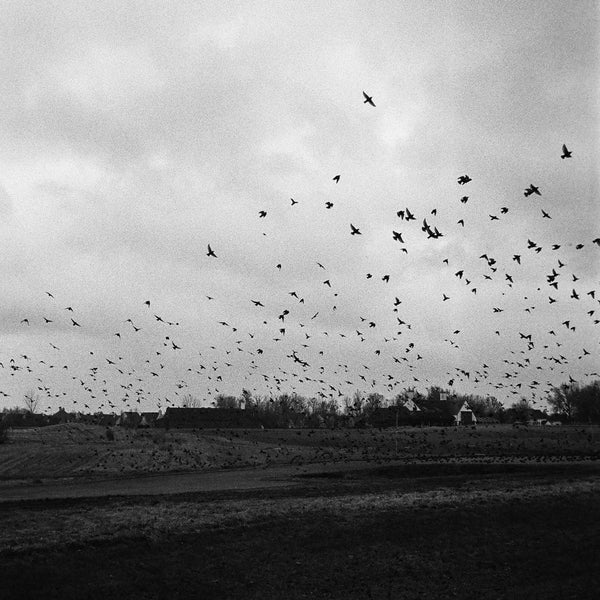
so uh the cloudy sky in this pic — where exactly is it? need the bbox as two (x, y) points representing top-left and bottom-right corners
(1, 1), (598, 413)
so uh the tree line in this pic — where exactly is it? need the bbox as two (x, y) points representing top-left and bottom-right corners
(181, 380), (600, 426)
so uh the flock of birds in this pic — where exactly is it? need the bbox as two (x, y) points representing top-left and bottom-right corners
(1, 91), (598, 416)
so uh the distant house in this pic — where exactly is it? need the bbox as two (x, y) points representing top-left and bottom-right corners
(415, 397), (477, 425)
(369, 405), (414, 428)
(401, 397), (421, 412)
(139, 412), (159, 428)
(49, 408), (77, 425)
(158, 407), (263, 429)
(116, 411), (142, 428)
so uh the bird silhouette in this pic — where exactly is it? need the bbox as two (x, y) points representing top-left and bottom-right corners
(524, 184), (541, 197)
(207, 244), (217, 258)
(561, 144), (572, 159)
(362, 91), (375, 107)
(350, 224), (362, 235)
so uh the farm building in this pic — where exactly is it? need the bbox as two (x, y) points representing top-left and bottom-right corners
(158, 407), (263, 429)
(116, 411), (142, 428)
(139, 412), (160, 428)
(49, 408), (77, 425)
(414, 397), (477, 425)
(369, 405), (417, 428)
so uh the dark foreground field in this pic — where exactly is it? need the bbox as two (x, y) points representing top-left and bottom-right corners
(2, 461), (600, 599)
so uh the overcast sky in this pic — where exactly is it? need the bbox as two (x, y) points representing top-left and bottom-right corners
(1, 1), (598, 413)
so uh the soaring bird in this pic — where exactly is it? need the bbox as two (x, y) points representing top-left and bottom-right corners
(290, 198), (298, 206)
(524, 184), (541, 197)
(350, 224), (362, 235)
(561, 144), (572, 159)
(362, 91), (376, 107)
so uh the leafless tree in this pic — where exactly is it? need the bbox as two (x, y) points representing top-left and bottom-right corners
(23, 390), (39, 414)
(181, 394), (202, 408)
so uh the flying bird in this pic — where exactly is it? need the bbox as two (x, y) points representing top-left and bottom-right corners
(362, 91), (376, 107)
(350, 224), (362, 235)
(524, 184), (541, 197)
(561, 144), (572, 159)
(207, 244), (217, 258)
(332, 175), (340, 183)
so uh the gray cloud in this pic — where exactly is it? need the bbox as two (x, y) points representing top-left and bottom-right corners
(0, 1), (598, 411)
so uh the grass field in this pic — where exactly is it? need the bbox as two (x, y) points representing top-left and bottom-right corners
(1, 423), (598, 481)
(1, 424), (599, 599)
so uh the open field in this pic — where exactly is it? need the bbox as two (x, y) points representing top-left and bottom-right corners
(1, 462), (600, 599)
(1, 423), (599, 482)
(2, 425), (600, 598)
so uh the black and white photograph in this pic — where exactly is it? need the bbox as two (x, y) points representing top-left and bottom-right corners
(0, 1), (599, 598)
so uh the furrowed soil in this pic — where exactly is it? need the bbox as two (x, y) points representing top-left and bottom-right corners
(1, 425), (599, 598)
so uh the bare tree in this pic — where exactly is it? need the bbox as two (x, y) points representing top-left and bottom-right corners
(23, 390), (39, 414)
(180, 394), (202, 408)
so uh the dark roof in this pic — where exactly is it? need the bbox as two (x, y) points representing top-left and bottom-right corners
(161, 407), (262, 428)
(414, 398), (466, 417)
